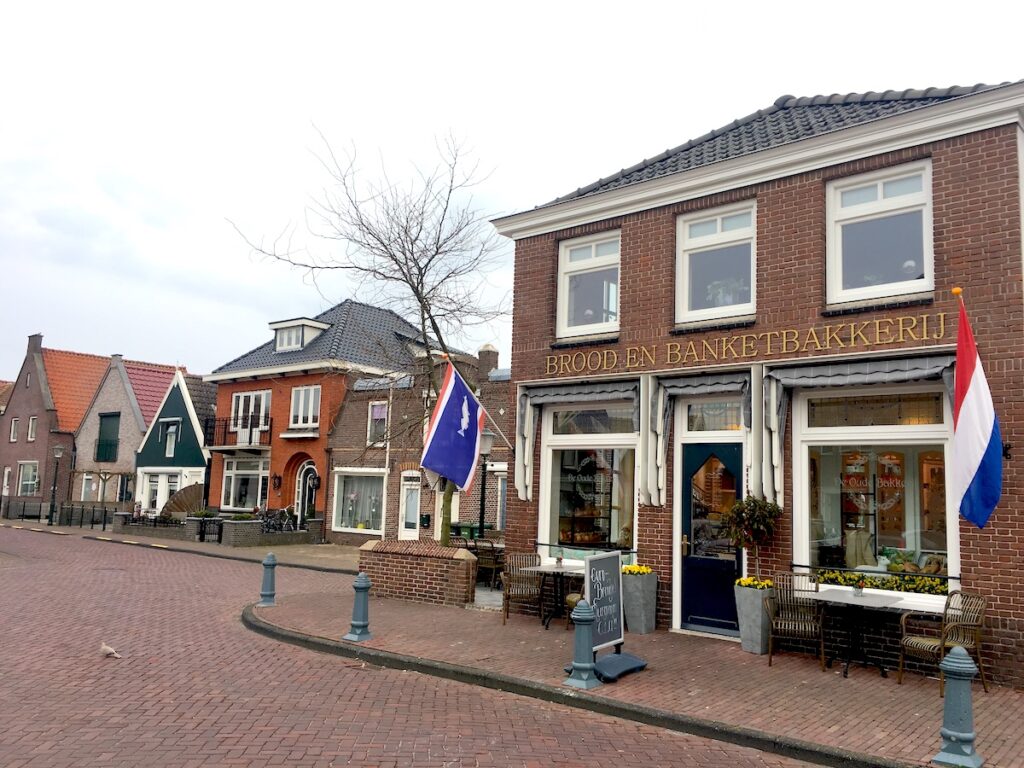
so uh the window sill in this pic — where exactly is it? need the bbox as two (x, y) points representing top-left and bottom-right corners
(279, 430), (320, 439)
(551, 333), (619, 349)
(822, 291), (934, 317)
(671, 314), (756, 335)
(333, 526), (383, 535)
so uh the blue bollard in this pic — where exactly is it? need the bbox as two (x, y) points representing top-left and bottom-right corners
(343, 572), (373, 642)
(257, 553), (277, 607)
(564, 599), (601, 689)
(932, 646), (984, 768)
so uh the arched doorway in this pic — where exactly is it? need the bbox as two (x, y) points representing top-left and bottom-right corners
(294, 460), (319, 527)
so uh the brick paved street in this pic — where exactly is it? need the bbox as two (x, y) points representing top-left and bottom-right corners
(0, 528), (815, 768)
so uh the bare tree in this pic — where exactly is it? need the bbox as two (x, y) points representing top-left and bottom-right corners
(236, 134), (508, 545)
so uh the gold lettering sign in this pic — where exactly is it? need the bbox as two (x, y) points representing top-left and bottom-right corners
(543, 312), (948, 377)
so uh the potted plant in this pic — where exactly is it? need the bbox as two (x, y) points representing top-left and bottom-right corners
(621, 563), (657, 634)
(721, 494), (783, 654)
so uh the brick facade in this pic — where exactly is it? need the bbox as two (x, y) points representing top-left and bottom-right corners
(502, 121), (1024, 685)
(357, 540), (477, 606)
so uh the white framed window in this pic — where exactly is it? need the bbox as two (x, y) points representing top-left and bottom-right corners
(557, 231), (620, 339)
(18, 461), (39, 496)
(81, 473), (93, 502)
(230, 391), (271, 431)
(538, 402), (638, 562)
(290, 385), (321, 429)
(159, 420), (180, 458)
(276, 326), (303, 351)
(27, 416), (37, 442)
(332, 468), (386, 533)
(221, 458), (270, 510)
(676, 202), (756, 322)
(2, 467), (10, 497)
(147, 475), (159, 510)
(9, 418), (18, 442)
(826, 162), (933, 305)
(792, 385), (954, 607)
(400, 471), (421, 536)
(367, 400), (388, 445)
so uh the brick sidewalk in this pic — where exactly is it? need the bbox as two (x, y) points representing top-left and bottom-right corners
(255, 584), (1022, 768)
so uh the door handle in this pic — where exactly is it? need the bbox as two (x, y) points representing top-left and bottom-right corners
(681, 534), (690, 556)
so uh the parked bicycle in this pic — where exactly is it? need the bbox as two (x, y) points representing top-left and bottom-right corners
(258, 507), (297, 534)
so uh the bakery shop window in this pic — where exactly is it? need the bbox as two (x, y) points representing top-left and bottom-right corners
(796, 387), (955, 597)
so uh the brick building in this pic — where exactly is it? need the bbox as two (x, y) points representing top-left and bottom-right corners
(493, 83), (1024, 684)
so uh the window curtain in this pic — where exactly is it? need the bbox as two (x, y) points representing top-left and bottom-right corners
(515, 379), (639, 501)
(337, 475), (384, 529)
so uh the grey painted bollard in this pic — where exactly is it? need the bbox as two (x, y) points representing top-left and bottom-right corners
(343, 572), (373, 642)
(564, 599), (601, 690)
(257, 553), (277, 607)
(932, 646), (984, 768)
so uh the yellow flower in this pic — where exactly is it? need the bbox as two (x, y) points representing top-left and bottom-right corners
(735, 576), (773, 590)
(622, 564), (653, 575)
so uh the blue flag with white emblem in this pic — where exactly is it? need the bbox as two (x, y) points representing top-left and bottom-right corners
(421, 362), (487, 491)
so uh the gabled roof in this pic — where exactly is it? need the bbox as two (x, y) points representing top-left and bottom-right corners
(183, 375), (217, 422)
(40, 349), (111, 432)
(211, 300), (429, 377)
(124, 362), (178, 425)
(0, 381), (13, 411)
(548, 83), (1014, 206)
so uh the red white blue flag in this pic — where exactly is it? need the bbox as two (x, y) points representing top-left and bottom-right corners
(951, 295), (1002, 529)
(421, 362), (487, 491)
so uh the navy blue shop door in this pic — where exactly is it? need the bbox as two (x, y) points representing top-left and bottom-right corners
(681, 443), (742, 634)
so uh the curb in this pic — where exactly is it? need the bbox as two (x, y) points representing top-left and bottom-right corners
(0, 524), (358, 575)
(241, 604), (915, 768)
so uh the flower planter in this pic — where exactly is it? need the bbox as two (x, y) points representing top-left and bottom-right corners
(735, 584), (774, 654)
(622, 572), (657, 634)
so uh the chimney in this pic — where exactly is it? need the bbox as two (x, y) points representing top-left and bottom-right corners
(478, 344), (499, 378)
(28, 334), (43, 353)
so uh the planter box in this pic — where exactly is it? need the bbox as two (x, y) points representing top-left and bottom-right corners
(622, 572), (658, 634)
(735, 584), (773, 654)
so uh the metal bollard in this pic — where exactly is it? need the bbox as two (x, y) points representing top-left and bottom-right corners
(564, 599), (601, 689)
(343, 572), (373, 642)
(932, 646), (984, 768)
(257, 553), (277, 607)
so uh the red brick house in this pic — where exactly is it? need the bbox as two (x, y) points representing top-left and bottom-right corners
(494, 82), (1024, 684)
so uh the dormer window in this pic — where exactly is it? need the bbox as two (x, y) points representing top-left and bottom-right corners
(269, 317), (330, 352)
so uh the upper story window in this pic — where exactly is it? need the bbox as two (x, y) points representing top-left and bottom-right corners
(826, 162), (933, 305)
(290, 385), (321, 429)
(276, 326), (303, 351)
(96, 413), (121, 462)
(676, 203), (756, 323)
(9, 418), (18, 442)
(557, 232), (620, 338)
(231, 390), (271, 430)
(367, 400), (388, 445)
(27, 416), (37, 442)
(159, 419), (180, 458)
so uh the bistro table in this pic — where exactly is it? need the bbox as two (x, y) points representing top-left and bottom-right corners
(522, 563), (585, 630)
(813, 587), (938, 678)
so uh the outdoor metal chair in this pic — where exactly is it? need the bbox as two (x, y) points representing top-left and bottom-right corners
(502, 553), (541, 625)
(450, 536), (469, 549)
(898, 590), (989, 695)
(765, 571), (825, 670)
(474, 539), (501, 589)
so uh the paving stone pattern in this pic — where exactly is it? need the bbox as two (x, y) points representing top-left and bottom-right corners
(0, 529), (813, 768)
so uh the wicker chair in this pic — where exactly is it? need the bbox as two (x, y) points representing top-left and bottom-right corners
(450, 536), (469, 549)
(502, 553), (541, 625)
(764, 571), (825, 670)
(898, 590), (988, 695)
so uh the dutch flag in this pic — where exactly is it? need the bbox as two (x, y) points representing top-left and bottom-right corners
(420, 362), (487, 491)
(950, 290), (1002, 529)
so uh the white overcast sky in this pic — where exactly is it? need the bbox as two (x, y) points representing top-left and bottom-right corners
(1, 1), (1021, 378)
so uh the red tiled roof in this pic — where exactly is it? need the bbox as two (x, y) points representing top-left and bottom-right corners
(124, 362), (178, 425)
(40, 350), (110, 433)
(0, 381), (13, 410)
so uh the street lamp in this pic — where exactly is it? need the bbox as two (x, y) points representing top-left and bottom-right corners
(477, 429), (495, 540)
(48, 444), (64, 526)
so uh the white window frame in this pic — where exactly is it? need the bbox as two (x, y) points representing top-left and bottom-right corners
(826, 161), (934, 305)
(159, 419), (180, 458)
(537, 402), (639, 564)
(289, 385), (321, 429)
(367, 400), (388, 446)
(27, 416), (37, 442)
(17, 461), (39, 496)
(331, 467), (387, 535)
(2, 467), (10, 497)
(221, 458), (270, 511)
(230, 390), (271, 431)
(9, 418), (18, 442)
(399, 471), (421, 539)
(275, 326), (303, 351)
(676, 202), (756, 323)
(791, 383), (954, 611)
(81, 473), (93, 502)
(556, 231), (621, 339)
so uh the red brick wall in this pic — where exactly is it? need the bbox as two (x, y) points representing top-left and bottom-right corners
(506, 126), (1024, 683)
(357, 540), (477, 605)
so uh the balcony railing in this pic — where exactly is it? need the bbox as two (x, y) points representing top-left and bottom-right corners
(95, 439), (119, 462)
(204, 416), (272, 448)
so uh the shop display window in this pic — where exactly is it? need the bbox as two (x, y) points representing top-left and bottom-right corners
(549, 447), (635, 549)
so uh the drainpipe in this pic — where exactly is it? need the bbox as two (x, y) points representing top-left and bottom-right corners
(749, 364), (764, 499)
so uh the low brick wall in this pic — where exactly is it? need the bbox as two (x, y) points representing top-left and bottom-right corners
(358, 540), (477, 606)
(112, 513), (189, 540)
(219, 519), (322, 548)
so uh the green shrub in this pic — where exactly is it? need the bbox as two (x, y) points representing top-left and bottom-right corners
(230, 513), (256, 521)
